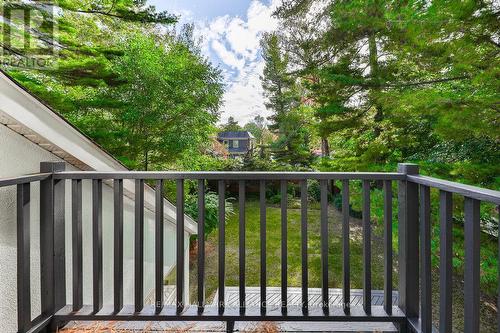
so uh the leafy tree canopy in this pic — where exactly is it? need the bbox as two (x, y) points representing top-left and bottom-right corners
(220, 116), (242, 132)
(263, 0), (499, 186)
(1, 1), (224, 170)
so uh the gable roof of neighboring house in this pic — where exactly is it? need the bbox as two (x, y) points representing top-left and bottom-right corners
(218, 131), (255, 139)
(0, 69), (197, 234)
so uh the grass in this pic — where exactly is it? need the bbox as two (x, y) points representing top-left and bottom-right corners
(58, 197), (498, 332)
(188, 199), (393, 304)
(186, 199), (498, 332)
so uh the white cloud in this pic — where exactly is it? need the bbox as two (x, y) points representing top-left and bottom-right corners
(193, 0), (281, 124)
(211, 39), (245, 71)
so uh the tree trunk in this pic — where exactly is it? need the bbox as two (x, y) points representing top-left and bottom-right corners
(368, 33), (383, 137)
(144, 150), (148, 171)
(321, 137), (330, 157)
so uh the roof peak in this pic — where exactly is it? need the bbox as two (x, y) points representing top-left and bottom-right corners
(218, 130), (255, 139)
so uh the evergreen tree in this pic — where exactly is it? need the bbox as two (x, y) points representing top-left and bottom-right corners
(221, 116), (242, 132)
(260, 32), (312, 165)
(1, 2), (224, 170)
(273, 0), (499, 169)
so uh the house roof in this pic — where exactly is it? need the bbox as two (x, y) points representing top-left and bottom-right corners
(0, 69), (197, 234)
(218, 131), (255, 139)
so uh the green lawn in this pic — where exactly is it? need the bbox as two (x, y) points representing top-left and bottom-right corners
(188, 200), (392, 303)
(180, 199), (498, 332)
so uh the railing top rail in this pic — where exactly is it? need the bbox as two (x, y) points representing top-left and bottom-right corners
(407, 174), (500, 205)
(0, 173), (52, 188)
(2, 171), (497, 203)
(52, 171), (405, 181)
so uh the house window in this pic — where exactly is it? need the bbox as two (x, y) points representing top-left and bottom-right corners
(233, 140), (239, 148)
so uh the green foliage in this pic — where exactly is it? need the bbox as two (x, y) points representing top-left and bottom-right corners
(220, 116), (242, 132)
(307, 179), (321, 202)
(243, 115), (268, 145)
(185, 191), (234, 238)
(269, 0), (499, 183)
(268, 0), (500, 304)
(95, 32), (223, 170)
(269, 106), (315, 166)
(3, 4), (224, 171)
(267, 193), (295, 205)
(176, 152), (242, 172)
(2, 0), (177, 86)
(260, 32), (313, 165)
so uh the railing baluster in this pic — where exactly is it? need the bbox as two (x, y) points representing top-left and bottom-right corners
(320, 179), (329, 312)
(383, 180), (392, 314)
(176, 179), (185, 312)
(218, 180), (226, 313)
(362, 180), (371, 314)
(300, 180), (308, 313)
(342, 179), (350, 313)
(134, 179), (144, 312)
(239, 180), (246, 312)
(155, 180), (164, 313)
(260, 180), (266, 313)
(420, 185), (432, 332)
(40, 162), (65, 317)
(17, 183), (30, 333)
(198, 180), (205, 310)
(72, 179), (83, 311)
(9, 165), (499, 330)
(439, 190), (452, 333)
(92, 179), (103, 313)
(464, 197), (480, 333)
(114, 179), (124, 313)
(281, 180), (288, 312)
(397, 163), (419, 319)
(53, 169), (66, 311)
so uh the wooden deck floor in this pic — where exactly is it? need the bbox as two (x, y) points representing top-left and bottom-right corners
(145, 285), (399, 308)
(83, 286), (399, 332)
(212, 286), (399, 308)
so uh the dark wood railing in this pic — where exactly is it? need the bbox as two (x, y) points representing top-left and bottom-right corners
(1, 162), (499, 333)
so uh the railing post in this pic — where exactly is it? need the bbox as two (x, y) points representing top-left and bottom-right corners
(176, 179), (185, 312)
(397, 163), (419, 325)
(40, 161), (66, 318)
(155, 179), (164, 314)
(464, 197), (480, 333)
(17, 182), (31, 333)
(218, 180), (226, 313)
(197, 180), (206, 310)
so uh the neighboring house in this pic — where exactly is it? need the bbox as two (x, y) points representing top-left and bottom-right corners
(217, 131), (255, 158)
(0, 70), (196, 333)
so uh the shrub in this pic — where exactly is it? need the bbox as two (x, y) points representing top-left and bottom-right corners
(333, 193), (362, 219)
(268, 193), (297, 207)
(268, 193), (282, 205)
(307, 179), (321, 202)
(185, 191), (234, 238)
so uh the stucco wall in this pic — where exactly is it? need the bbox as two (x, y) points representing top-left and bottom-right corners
(0, 124), (189, 332)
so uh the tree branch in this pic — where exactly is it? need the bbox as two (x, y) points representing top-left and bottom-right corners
(385, 75), (471, 88)
(74, 10), (127, 20)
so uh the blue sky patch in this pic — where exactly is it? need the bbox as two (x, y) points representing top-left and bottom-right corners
(149, 0), (279, 124)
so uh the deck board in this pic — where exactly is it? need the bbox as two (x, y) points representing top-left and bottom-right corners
(62, 287), (400, 332)
(211, 287), (398, 308)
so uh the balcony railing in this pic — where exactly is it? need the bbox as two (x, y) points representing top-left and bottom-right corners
(1, 162), (499, 333)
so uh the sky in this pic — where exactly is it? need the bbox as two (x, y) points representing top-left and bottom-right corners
(148, 0), (281, 125)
